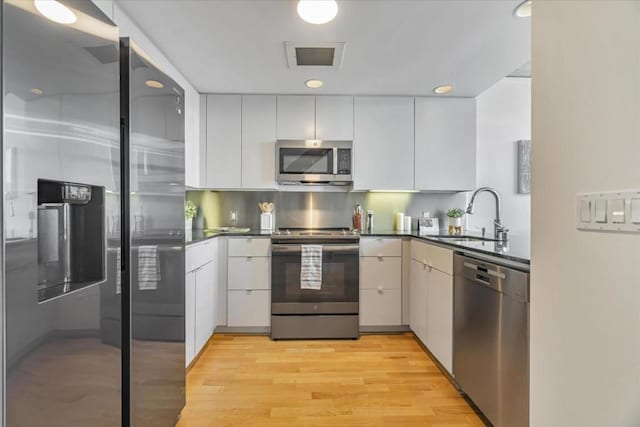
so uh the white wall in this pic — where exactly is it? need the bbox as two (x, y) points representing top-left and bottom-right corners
(469, 77), (531, 237)
(531, 2), (640, 426)
(93, 0), (203, 187)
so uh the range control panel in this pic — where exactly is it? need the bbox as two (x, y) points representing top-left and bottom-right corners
(576, 190), (640, 233)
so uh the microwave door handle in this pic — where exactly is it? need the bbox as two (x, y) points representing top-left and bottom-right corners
(333, 147), (338, 176)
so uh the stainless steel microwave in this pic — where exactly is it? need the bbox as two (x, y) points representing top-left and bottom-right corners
(276, 140), (353, 185)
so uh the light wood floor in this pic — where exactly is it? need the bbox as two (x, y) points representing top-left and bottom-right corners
(179, 333), (485, 426)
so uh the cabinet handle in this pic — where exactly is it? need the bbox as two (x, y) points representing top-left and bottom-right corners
(377, 256), (384, 262)
(246, 289), (252, 295)
(246, 256), (252, 261)
(377, 286), (383, 294)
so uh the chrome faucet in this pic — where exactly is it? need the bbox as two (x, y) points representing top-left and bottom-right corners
(466, 187), (509, 241)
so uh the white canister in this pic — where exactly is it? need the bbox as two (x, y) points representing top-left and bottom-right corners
(260, 213), (273, 231)
(395, 212), (405, 231)
(404, 216), (412, 232)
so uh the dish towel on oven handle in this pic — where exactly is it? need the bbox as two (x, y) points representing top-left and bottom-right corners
(300, 244), (322, 290)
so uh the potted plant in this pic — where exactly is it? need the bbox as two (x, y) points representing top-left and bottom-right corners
(185, 200), (197, 230)
(446, 208), (465, 235)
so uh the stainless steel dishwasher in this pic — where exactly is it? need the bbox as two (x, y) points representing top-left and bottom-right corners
(453, 254), (530, 427)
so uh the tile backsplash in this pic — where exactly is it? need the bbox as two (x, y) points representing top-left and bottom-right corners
(187, 190), (469, 231)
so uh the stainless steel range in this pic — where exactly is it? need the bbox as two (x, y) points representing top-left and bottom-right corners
(271, 228), (360, 340)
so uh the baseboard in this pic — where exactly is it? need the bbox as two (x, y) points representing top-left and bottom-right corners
(214, 326), (270, 334)
(359, 325), (411, 333)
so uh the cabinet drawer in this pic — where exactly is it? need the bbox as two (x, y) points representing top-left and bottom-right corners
(359, 288), (402, 326)
(228, 237), (270, 257)
(186, 239), (216, 272)
(360, 257), (401, 290)
(228, 257), (270, 290)
(360, 237), (402, 257)
(227, 290), (271, 327)
(410, 240), (453, 275)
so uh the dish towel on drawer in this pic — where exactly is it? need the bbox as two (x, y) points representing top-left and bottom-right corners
(300, 245), (322, 290)
(138, 245), (161, 290)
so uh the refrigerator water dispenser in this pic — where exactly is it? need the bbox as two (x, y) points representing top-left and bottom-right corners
(37, 179), (106, 302)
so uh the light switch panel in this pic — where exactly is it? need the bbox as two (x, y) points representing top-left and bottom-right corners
(579, 200), (591, 223)
(609, 199), (625, 223)
(577, 190), (640, 233)
(631, 198), (640, 224)
(594, 199), (607, 223)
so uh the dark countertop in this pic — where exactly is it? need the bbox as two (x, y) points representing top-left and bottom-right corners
(359, 229), (530, 266)
(186, 229), (271, 245)
(187, 228), (530, 266)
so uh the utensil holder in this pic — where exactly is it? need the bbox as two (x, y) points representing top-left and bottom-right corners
(260, 213), (273, 231)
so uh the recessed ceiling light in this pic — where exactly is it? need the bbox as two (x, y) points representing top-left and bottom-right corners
(297, 0), (338, 25)
(30, 88), (44, 95)
(433, 84), (453, 94)
(513, 0), (532, 18)
(145, 80), (164, 89)
(305, 79), (324, 89)
(34, 0), (77, 25)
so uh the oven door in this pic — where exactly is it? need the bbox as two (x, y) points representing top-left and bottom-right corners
(271, 243), (359, 315)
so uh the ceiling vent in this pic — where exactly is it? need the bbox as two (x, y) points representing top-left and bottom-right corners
(284, 42), (345, 69)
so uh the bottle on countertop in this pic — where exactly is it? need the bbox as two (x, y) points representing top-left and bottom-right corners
(353, 203), (363, 231)
(366, 210), (374, 233)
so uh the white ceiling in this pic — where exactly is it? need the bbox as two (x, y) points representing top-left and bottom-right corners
(117, 0), (531, 97)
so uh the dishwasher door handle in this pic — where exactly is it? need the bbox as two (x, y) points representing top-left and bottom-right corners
(463, 261), (506, 279)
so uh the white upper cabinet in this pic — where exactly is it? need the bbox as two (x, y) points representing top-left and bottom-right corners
(315, 96), (354, 141)
(414, 97), (476, 191)
(186, 94), (205, 188)
(276, 95), (315, 140)
(353, 97), (414, 190)
(242, 95), (277, 189)
(205, 94), (242, 189)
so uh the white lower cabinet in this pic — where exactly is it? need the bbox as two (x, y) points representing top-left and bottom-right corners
(227, 290), (271, 327)
(185, 239), (218, 367)
(427, 267), (453, 373)
(410, 259), (428, 345)
(185, 271), (196, 366)
(359, 238), (402, 327)
(410, 241), (454, 374)
(360, 288), (402, 326)
(195, 261), (217, 354)
(226, 237), (271, 328)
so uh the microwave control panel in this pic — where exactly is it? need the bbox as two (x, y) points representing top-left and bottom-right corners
(337, 149), (352, 175)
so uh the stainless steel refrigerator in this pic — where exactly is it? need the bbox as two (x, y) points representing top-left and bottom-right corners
(2, 1), (186, 425)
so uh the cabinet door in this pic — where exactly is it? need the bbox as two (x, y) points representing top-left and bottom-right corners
(227, 290), (271, 327)
(427, 268), (453, 374)
(353, 97), (414, 190)
(276, 95), (315, 139)
(194, 261), (216, 355)
(409, 259), (428, 346)
(315, 96), (353, 140)
(185, 271), (196, 366)
(414, 97), (476, 191)
(360, 288), (402, 326)
(242, 95), (277, 189)
(205, 94), (241, 188)
(186, 94), (205, 188)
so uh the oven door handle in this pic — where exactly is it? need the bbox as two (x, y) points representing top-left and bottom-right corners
(272, 244), (360, 254)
